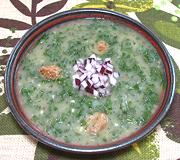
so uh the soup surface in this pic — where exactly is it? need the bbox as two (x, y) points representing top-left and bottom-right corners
(17, 19), (165, 145)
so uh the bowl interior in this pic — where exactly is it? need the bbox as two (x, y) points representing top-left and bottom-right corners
(5, 9), (175, 154)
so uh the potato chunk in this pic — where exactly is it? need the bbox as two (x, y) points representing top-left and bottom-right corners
(86, 112), (108, 134)
(39, 65), (61, 80)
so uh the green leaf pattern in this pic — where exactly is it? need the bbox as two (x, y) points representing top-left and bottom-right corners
(72, 0), (153, 14)
(0, 0), (180, 159)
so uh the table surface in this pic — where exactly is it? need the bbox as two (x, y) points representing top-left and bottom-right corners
(0, 0), (180, 160)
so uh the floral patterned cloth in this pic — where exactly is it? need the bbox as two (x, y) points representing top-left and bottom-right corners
(0, 0), (180, 160)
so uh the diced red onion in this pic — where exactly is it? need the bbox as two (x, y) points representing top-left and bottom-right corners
(104, 58), (111, 63)
(72, 54), (120, 97)
(85, 86), (94, 94)
(113, 72), (120, 79)
(85, 63), (92, 71)
(89, 54), (96, 59)
(107, 63), (113, 69)
(100, 85), (105, 89)
(87, 79), (93, 87)
(106, 70), (113, 74)
(80, 74), (87, 81)
(109, 75), (117, 86)
(81, 80), (88, 88)
(94, 81), (101, 88)
(100, 66), (106, 74)
(73, 64), (79, 72)
(90, 59), (96, 67)
(96, 66), (102, 73)
(93, 89), (99, 97)
(91, 67), (96, 74)
(75, 78), (81, 86)
(104, 82), (110, 87)
(73, 80), (78, 89)
(98, 88), (106, 95)
(103, 75), (108, 82)
(86, 71), (92, 79)
(91, 74), (99, 84)
(72, 74), (79, 80)
(79, 66), (86, 73)
(78, 59), (84, 64)
(98, 74), (104, 82)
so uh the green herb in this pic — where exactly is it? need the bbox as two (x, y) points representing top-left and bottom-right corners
(80, 119), (87, 126)
(143, 84), (158, 109)
(138, 45), (159, 63)
(150, 67), (162, 81)
(76, 107), (84, 118)
(133, 84), (140, 91)
(104, 98), (112, 114)
(133, 64), (146, 81)
(66, 40), (88, 58)
(121, 38), (132, 51)
(21, 87), (36, 96)
(35, 33), (49, 46)
(96, 30), (118, 45)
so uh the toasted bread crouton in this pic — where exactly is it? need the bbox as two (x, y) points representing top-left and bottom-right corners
(96, 41), (108, 54)
(86, 112), (108, 134)
(39, 65), (61, 80)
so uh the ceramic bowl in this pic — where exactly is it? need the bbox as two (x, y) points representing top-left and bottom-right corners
(5, 9), (175, 154)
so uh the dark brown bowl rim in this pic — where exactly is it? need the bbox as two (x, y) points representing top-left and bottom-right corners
(5, 9), (175, 154)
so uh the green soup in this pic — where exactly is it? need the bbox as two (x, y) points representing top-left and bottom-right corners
(17, 19), (165, 145)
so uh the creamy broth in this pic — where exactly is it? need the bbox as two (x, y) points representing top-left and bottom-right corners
(17, 19), (165, 145)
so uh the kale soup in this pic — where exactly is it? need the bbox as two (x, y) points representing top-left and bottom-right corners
(17, 19), (165, 145)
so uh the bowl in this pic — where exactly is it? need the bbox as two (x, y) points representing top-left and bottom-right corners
(5, 9), (175, 154)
